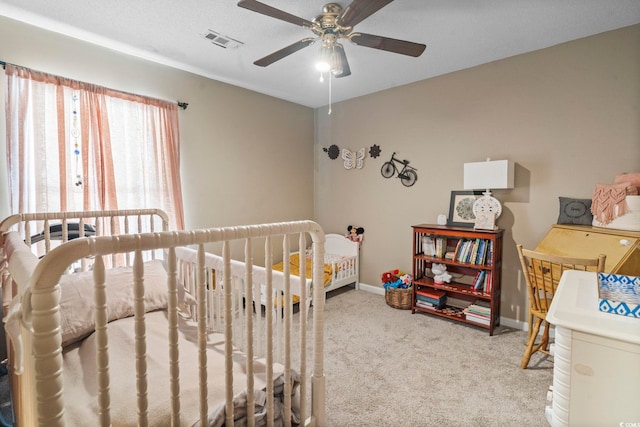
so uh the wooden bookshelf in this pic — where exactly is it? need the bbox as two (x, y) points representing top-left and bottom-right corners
(411, 224), (503, 335)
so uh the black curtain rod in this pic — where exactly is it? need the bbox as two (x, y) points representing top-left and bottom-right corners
(1, 60), (188, 109)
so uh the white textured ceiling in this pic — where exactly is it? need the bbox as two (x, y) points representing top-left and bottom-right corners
(1, 0), (639, 108)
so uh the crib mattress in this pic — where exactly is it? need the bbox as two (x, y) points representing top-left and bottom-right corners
(62, 310), (299, 426)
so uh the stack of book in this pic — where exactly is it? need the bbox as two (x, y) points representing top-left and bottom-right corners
(415, 289), (447, 310)
(463, 301), (491, 326)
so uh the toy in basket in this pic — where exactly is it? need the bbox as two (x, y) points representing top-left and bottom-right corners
(382, 269), (412, 309)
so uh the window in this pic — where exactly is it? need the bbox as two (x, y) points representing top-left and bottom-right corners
(4, 64), (184, 229)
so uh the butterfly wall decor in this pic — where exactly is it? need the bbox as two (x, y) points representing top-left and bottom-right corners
(342, 148), (365, 170)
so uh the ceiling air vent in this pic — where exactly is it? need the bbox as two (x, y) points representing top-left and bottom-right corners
(203, 30), (244, 49)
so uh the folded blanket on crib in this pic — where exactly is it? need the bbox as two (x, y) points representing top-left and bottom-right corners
(272, 253), (333, 304)
(274, 253), (333, 285)
(62, 311), (300, 426)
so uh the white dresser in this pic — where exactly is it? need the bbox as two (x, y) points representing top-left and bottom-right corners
(545, 270), (640, 427)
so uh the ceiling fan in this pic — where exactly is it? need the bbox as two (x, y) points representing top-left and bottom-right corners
(237, 0), (426, 78)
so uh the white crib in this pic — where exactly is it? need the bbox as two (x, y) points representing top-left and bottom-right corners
(0, 209), (327, 426)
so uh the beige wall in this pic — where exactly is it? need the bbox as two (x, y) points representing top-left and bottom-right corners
(0, 16), (315, 236)
(1, 15), (639, 327)
(315, 24), (640, 326)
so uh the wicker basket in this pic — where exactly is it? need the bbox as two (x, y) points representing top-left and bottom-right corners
(385, 287), (413, 310)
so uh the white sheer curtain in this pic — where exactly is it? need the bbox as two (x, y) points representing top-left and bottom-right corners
(4, 65), (184, 229)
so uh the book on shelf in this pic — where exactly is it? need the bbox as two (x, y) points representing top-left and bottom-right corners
(464, 301), (490, 313)
(462, 240), (472, 263)
(455, 240), (465, 263)
(474, 239), (486, 265)
(469, 238), (480, 264)
(465, 305), (490, 316)
(422, 235), (436, 257)
(484, 271), (492, 294)
(416, 288), (446, 299)
(453, 239), (465, 262)
(486, 240), (494, 265)
(467, 240), (475, 263)
(415, 300), (437, 310)
(416, 294), (446, 308)
(463, 301), (491, 325)
(436, 237), (448, 258)
(472, 270), (486, 291)
(416, 288), (446, 309)
(470, 271), (481, 288)
(464, 312), (490, 326)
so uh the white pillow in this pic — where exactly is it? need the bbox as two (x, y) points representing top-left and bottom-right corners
(59, 260), (168, 346)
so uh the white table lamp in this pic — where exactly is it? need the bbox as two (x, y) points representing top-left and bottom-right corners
(463, 159), (514, 219)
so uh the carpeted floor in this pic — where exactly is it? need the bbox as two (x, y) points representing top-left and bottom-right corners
(316, 287), (553, 427)
(0, 287), (553, 427)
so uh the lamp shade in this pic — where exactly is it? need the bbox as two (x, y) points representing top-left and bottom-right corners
(464, 160), (514, 191)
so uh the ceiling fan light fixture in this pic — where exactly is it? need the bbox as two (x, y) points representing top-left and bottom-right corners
(315, 43), (333, 72)
(330, 44), (345, 75)
(316, 36), (345, 76)
(315, 62), (331, 72)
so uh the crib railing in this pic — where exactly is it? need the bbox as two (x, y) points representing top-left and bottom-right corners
(173, 246), (312, 362)
(1, 217), (326, 427)
(0, 208), (170, 308)
(329, 255), (358, 283)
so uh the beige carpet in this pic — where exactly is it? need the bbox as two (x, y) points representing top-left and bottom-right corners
(310, 287), (553, 427)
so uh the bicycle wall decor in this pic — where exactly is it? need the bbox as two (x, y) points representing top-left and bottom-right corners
(380, 152), (418, 187)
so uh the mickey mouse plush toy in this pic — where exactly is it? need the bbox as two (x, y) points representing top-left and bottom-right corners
(346, 225), (365, 244)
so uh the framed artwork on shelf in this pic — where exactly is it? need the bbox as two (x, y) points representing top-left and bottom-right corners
(448, 190), (483, 227)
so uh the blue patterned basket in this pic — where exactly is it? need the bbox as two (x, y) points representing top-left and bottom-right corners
(598, 273), (640, 318)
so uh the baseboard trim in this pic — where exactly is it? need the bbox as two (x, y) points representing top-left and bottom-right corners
(358, 282), (528, 332)
(357, 282), (385, 296)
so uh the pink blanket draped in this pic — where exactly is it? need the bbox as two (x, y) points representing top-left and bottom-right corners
(591, 182), (638, 225)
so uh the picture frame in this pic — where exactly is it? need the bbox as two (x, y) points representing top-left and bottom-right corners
(448, 190), (483, 227)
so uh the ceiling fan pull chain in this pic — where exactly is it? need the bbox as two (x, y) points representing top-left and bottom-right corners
(328, 73), (332, 115)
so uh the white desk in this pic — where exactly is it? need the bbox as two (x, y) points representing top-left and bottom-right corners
(546, 270), (640, 427)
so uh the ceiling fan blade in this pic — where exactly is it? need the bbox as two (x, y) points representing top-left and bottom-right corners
(350, 33), (426, 57)
(338, 0), (394, 28)
(238, 0), (314, 28)
(333, 44), (351, 78)
(254, 38), (315, 67)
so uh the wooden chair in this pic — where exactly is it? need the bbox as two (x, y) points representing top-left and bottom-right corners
(516, 244), (605, 369)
